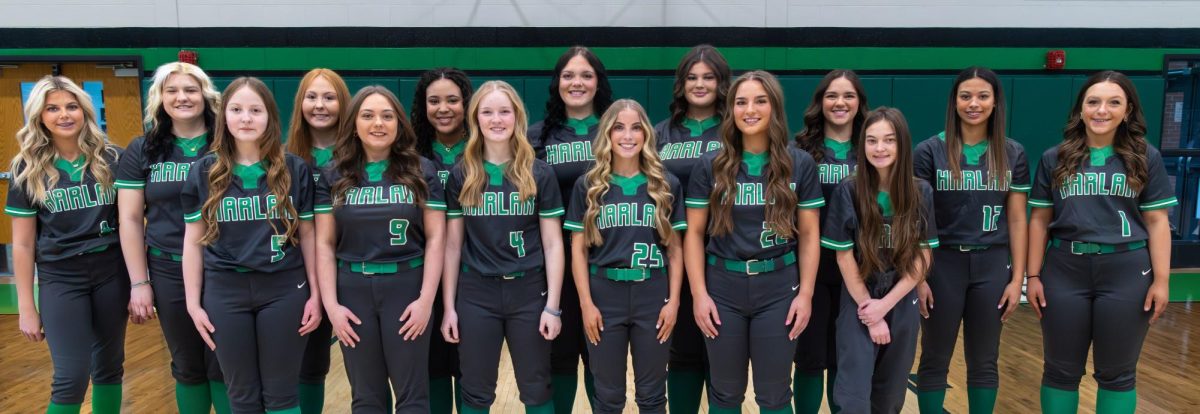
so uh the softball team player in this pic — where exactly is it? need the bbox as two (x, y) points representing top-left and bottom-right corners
(913, 67), (1030, 414)
(8, 75), (126, 414)
(821, 107), (938, 413)
(411, 67), (472, 414)
(651, 44), (730, 414)
(115, 62), (232, 414)
(565, 99), (686, 413)
(684, 71), (823, 414)
(1027, 71), (1175, 414)
(529, 46), (614, 412)
(182, 77), (320, 414)
(791, 69), (869, 414)
(315, 86), (446, 413)
(286, 68), (352, 414)
(441, 80), (565, 414)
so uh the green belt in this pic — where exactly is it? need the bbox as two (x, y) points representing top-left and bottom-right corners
(1050, 238), (1146, 255)
(148, 247), (183, 262)
(83, 244), (111, 254)
(942, 244), (992, 252)
(589, 265), (663, 282)
(706, 251), (796, 275)
(339, 258), (424, 275)
(461, 264), (536, 280)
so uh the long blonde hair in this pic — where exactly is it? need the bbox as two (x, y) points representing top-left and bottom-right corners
(581, 99), (675, 246)
(11, 75), (117, 205)
(458, 81), (538, 206)
(199, 77), (299, 246)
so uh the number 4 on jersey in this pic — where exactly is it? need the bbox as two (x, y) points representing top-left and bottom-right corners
(510, 231), (526, 257)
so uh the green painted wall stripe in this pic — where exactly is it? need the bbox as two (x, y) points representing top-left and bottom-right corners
(2, 47), (1197, 72)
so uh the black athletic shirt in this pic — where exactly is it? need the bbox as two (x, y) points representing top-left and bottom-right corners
(427, 139), (466, 187)
(446, 159), (564, 275)
(315, 157), (446, 263)
(115, 134), (209, 255)
(1029, 145), (1177, 244)
(564, 172), (687, 269)
(181, 154), (315, 273)
(820, 179), (940, 264)
(5, 147), (123, 262)
(654, 117), (722, 185)
(686, 147), (825, 260)
(914, 133), (1031, 246)
(530, 116), (599, 203)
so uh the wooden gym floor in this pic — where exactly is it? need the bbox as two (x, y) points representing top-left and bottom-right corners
(0, 303), (1196, 413)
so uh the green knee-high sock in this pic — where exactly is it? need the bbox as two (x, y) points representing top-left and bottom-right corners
(708, 403), (742, 414)
(968, 387), (998, 414)
(45, 402), (82, 414)
(266, 407), (301, 414)
(1040, 385), (1079, 414)
(917, 389), (946, 414)
(826, 369), (840, 413)
(551, 374), (577, 414)
(430, 377), (454, 414)
(460, 402), (490, 414)
(668, 369), (705, 414)
(792, 372), (824, 414)
(583, 369), (596, 408)
(526, 400), (555, 414)
(209, 380), (232, 414)
(90, 383), (122, 414)
(175, 382), (213, 414)
(760, 405), (794, 414)
(1096, 388), (1137, 414)
(298, 382), (324, 414)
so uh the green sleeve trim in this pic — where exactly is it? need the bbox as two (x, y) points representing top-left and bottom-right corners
(684, 198), (709, 208)
(820, 237), (854, 251)
(113, 179), (145, 189)
(313, 204), (333, 213)
(3, 206), (37, 217)
(1139, 197), (1179, 211)
(425, 200), (448, 210)
(798, 197), (826, 209)
(298, 211), (314, 220)
(539, 207), (566, 218)
(183, 210), (203, 223)
(1028, 199), (1053, 207)
(447, 209), (463, 219)
(671, 221), (688, 230)
(562, 220), (585, 232)
(920, 238), (941, 249)
(1009, 184), (1032, 192)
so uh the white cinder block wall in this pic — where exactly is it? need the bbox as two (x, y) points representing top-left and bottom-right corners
(1, 0), (1198, 28)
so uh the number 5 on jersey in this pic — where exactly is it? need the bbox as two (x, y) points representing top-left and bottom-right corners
(270, 235), (287, 263)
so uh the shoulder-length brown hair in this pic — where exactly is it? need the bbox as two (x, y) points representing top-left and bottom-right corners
(1052, 70), (1148, 191)
(668, 44), (732, 126)
(330, 86), (428, 208)
(286, 68), (352, 164)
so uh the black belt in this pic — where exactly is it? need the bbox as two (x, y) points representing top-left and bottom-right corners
(462, 264), (541, 280)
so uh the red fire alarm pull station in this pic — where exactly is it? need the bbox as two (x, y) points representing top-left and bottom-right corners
(1046, 50), (1066, 70)
(179, 50), (198, 65)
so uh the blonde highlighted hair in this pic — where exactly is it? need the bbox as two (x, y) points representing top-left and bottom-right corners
(458, 80), (538, 206)
(142, 61), (221, 163)
(11, 75), (117, 205)
(581, 99), (675, 246)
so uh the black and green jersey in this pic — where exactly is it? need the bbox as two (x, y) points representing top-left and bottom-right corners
(563, 172), (687, 269)
(685, 147), (826, 260)
(315, 157), (447, 263)
(819, 180), (940, 267)
(309, 145), (334, 182)
(114, 134), (209, 255)
(531, 116), (599, 202)
(809, 138), (857, 223)
(1029, 145), (1178, 244)
(446, 159), (565, 275)
(181, 154), (316, 273)
(5, 147), (122, 262)
(654, 117), (722, 185)
(914, 133), (1031, 246)
(426, 139), (466, 187)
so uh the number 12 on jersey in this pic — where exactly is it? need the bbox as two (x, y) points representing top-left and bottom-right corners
(982, 205), (1003, 232)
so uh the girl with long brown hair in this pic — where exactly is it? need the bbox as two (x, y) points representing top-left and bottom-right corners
(8, 75), (125, 414)
(683, 70), (823, 414)
(182, 77), (320, 414)
(821, 107), (938, 413)
(315, 86), (446, 412)
(564, 99), (685, 413)
(791, 69), (869, 414)
(1027, 71), (1175, 413)
(441, 80), (565, 414)
(913, 66), (1030, 414)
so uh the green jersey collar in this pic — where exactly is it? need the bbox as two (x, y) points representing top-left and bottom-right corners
(1089, 145), (1114, 166)
(433, 139), (466, 165)
(682, 116), (719, 138)
(311, 146), (334, 169)
(743, 150), (768, 177)
(939, 130), (988, 166)
(483, 161), (506, 186)
(824, 137), (852, 159)
(877, 190), (894, 217)
(565, 115), (599, 135)
(175, 133), (208, 157)
(54, 155), (86, 182)
(365, 159), (389, 182)
(233, 161), (266, 190)
(611, 172), (647, 196)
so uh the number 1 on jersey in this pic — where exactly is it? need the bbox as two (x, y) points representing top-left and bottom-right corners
(1117, 210), (1131, 237)
(509, 231), (527, 257)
